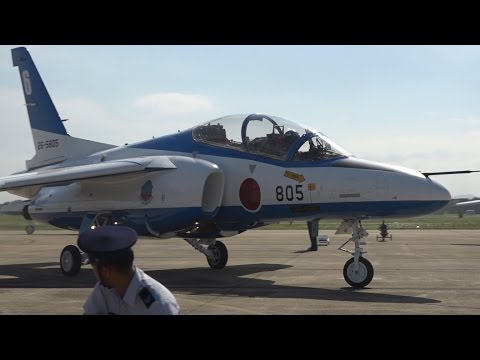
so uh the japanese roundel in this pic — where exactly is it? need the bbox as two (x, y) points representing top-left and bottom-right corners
(239, 178), (261, 211)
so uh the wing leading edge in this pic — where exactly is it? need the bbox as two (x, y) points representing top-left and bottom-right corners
(455, 199), (480, 206)
(0, 156), (176, 191)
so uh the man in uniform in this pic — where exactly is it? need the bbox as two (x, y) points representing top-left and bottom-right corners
(78, 225), (180, 315)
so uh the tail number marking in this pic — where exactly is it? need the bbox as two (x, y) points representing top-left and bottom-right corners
(276, 185), (304, 202)
(37, 139), (59, 150)
(22, 70), (32, 95)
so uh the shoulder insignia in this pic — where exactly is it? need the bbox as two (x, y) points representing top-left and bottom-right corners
(139, 287), (155, 309)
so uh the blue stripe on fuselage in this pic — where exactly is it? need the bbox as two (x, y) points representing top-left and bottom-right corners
(33, 199), (449, 236)
(214, 200), (449, 222)
(36, 207), (205, 236)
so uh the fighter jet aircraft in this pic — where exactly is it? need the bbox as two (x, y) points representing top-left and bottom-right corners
(0, 47), (453, 288)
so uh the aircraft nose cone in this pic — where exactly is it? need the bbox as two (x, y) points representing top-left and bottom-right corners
(396, 175), (451, 216)
(417, 178), (451, 214)
(429, 179), (451, 202)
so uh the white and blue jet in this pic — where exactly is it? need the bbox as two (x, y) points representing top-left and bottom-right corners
(0, 47), (456, 288)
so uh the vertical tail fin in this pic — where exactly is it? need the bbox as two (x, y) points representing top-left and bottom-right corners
(12, 47), (68, 136)
(11, 47), (115, 170)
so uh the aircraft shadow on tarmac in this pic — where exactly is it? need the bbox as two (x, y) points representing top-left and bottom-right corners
(0, 262), (439, 304)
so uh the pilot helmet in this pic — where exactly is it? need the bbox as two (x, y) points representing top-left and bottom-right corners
(284, 129), (300, 142)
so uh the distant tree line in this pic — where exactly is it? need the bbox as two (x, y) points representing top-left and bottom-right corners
(436, 198), (480, 216)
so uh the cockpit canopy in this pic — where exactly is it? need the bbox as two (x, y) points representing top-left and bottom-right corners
(192, 114), (350, 161)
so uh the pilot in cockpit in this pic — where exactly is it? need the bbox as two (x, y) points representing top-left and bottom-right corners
(282, 129), (300, 151)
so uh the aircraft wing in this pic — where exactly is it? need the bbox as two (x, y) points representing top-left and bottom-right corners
(455, 199), (480, 206)
(0, 156), (176, 191)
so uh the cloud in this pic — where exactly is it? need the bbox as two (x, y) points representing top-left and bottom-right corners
(446, 115), (480, 126)
(133, 92), (214, 114)
(55, 96), (162, 145)
(465, 130), (480, 138)
(340, 130), (480, 198)
(58, 95), (216, 143)
(347, 131), (480, 171)
(57, 96), (111, 123)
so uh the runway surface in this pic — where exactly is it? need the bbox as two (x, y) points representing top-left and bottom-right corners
(0, 229), (479, 314)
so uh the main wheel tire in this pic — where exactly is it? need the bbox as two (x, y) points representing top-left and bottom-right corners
(25, 224), (35, 235)
(60, 245), (82, 276)
(207, 241), (228, 269)
(343, 257), (374, 288)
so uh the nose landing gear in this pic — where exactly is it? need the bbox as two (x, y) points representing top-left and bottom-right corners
(337, 220), (374, 288)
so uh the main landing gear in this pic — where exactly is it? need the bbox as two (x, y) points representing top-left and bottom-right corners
(337, 220), (374, 288)
(59, 212), (112, 276)
(25, 222), (35, 235)
(184, 238), (229, 269)
(60, 244), (89, 276)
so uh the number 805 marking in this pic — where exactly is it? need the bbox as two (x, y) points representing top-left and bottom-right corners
(276, 185), (304, 201)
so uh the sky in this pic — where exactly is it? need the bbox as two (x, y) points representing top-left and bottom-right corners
(1, 45), (480, 202)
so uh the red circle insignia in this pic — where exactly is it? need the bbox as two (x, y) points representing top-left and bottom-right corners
(239, 178), (261, 211)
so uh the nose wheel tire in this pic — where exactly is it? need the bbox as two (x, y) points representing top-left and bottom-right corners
(60, 245), (82, 276)
(343, 257), (374, 288)
(207, 241), (228, 269)
(25, 224), (35, 235)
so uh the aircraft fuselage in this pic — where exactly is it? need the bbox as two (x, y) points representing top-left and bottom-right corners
(24, 130), (450, 237)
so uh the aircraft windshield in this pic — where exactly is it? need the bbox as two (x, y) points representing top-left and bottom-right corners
(192, 114), (349, 161)
(292, 133), (349, 161)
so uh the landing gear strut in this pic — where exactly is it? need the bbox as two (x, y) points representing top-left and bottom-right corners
(184, 238), (229, 269)
(337, 220), (374, 288)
